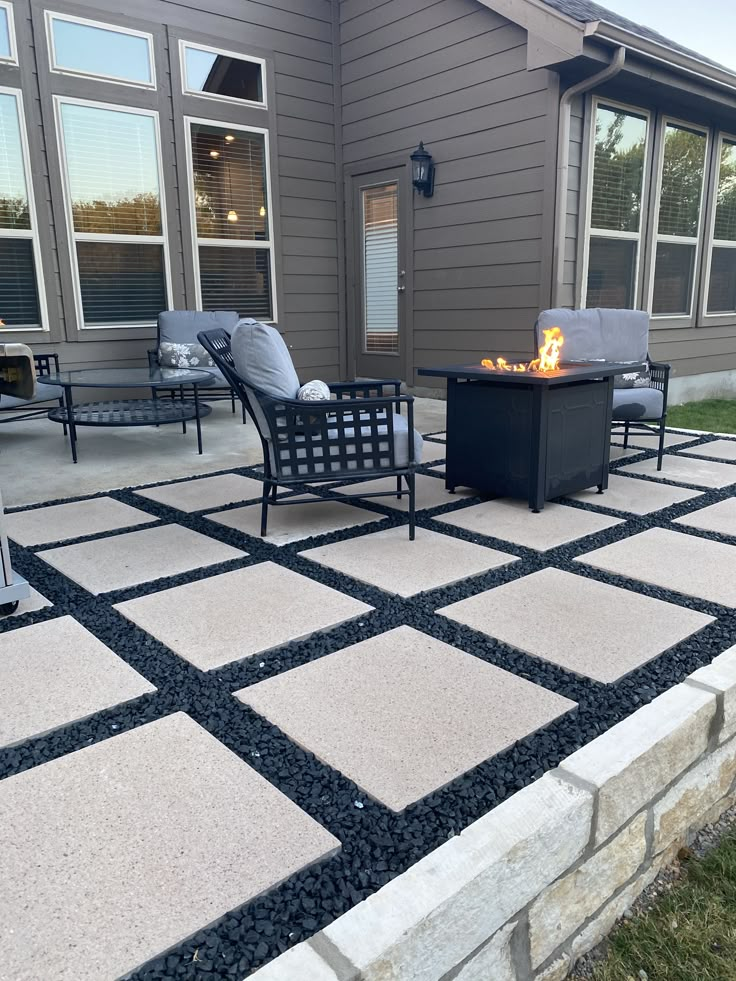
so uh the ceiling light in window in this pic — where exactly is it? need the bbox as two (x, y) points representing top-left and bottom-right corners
(209, 149), (220, 158)
(227, 209), (238, 222)
(259, 205), (266, 217)
(224, 134), (235, 143)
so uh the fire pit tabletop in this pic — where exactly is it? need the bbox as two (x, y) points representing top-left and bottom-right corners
(418, 362), (644, 385)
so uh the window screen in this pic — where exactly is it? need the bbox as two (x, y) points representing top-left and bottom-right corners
(707, 139), (736, 315)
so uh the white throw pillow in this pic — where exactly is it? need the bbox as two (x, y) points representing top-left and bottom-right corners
(298, 380), (331, 401)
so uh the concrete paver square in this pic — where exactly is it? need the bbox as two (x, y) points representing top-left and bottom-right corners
(38, 524), (245, 594)
(115, 563), (373, 670)
(299, 525), (518, 597)
(570, 475), (702, 515)
(0, 713), (339, 981)
(683, 439), (736, 462)
(425, 431), (446, 442)
(5, 496), (157, 546)
(3, 585), (51, 618)
(673, 498), (736, 537)
(205, 496), (384, 545)
(134, 473), (267, 512)
(576, 527), (736, 607)
(238, 626), (575, 811)
(613, 430), (697, 450)
(609, 444), (643, 461)
(336, 474), (468, 512)
(618, 454), (736, 489)
(436, 498), (622, 550)
(438, 568), (713, 683)
(0, 616), (155, 748)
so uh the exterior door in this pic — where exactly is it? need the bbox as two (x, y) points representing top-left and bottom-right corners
(349, 169), (408, 380)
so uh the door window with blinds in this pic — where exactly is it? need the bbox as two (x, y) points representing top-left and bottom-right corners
(361, 182), (399, 354)
(651, 121), (708, 317)
(585, 103), (649, 309)
(706, 137), (736, 316)
(187, 119), (274, 320)
(0, 88), (45, 329)
(55, 99), (169, 328)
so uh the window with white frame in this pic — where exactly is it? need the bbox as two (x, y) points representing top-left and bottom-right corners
(585, 102), (649, 309)
(0, 88), (46, 329)
(706, 137), (736, 315)
(46, 12), (154, 87)
(0, 1), (17, 64)
(55, 99), (169, 328)
(181, 42), (265, 107)
(186, 119), (274, 320)
(651, 121), (708, 317)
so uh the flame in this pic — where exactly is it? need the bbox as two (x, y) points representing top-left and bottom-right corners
(481, 327), (564, 374)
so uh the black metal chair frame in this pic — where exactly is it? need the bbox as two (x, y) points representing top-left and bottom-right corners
(0, 352), (66, 433)
(198, 327), (419, 539)
(610, 358), (671, 471)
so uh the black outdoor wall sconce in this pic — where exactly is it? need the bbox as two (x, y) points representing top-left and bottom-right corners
(410, 141), (435, 197)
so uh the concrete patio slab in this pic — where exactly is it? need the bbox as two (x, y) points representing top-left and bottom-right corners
(134, 473), (267, 512)
(299, 526), (518, 597)
(609, 444), (643, 461)
(424, 431), (446, 442)
(613, 430), (697, 450)
(435, 499), (622, 551)
(0, 616), (155, 748)
(115, 563), (372, 670)
(576, 528), (736, 607)
(205, 496), (384, 545)
(335, 474), (469, 512)
(618, 455), (736, 489)
(673, 498), (736, 537)
(3, 585), (51, 618)
(570, 475), (702, 515)
(681, 439), (736, 462)
(38, 524), (245, 594)
(0, 713), (339, 981)
(438, 568), (713, 684)
(238, 626), (575, 811)
(5, 496), (157, 546)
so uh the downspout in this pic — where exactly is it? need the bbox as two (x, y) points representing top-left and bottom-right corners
(552, 45), (626, 307)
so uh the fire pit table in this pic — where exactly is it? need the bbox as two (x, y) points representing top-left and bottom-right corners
(418, 361), (642, 511)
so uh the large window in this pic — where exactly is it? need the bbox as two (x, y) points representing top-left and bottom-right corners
(706, 137), (736, 316)
(651, 122), (708, 317)
(0, 1), (16, 64)
(46, 12), (154, 87)
(0, 88), (45, 329)
(585, 103), (649, 308)
(186, 119), (274, 320)
(56, 99), (169, 328)
(180, 42), (265, 107)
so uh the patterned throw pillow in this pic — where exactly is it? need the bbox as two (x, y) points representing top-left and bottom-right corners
(158, 341), (214, 369)
(614, 364), (651, 389)
(298, 379), (331, 401)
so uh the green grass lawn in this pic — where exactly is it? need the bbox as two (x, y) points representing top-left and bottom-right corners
(587, 835), (736, 981)
(668, 399), (736, 434)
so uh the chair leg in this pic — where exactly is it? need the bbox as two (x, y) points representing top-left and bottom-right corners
(657, 417), (666, 471)
(59, 396), (67, 436)
(231, 390), (236, 415)
(242, 401), (247, 425)
(260, 482), (270, 537)
(407, 472), (416, 541)
(271, 481), (278, 502)
(396, 475), (402, 499)
(623, 421), (630, 449)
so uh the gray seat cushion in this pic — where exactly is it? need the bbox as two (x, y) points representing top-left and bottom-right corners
(536, 308), (649, 365)
(0, 382), (61, 409)
(275, 410), (423, 477)
(158, 310), (239, 347)
(612, 387), (664, 421)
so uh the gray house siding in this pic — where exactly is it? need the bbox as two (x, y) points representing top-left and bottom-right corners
(339, 0), (558, 387)
(4, 0), (342, 380)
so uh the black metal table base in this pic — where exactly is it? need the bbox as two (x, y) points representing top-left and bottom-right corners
(48, 397), (211, 463)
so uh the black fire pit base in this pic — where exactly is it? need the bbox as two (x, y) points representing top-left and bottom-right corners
(418, 362), (639, 512)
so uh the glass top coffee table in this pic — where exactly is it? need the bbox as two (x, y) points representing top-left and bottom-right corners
(38, 366), (216, 463)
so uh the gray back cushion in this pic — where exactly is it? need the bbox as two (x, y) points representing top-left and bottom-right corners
(158, 310), (239, 346)
(536, 308), (649, 364)
(230, 320), (300, 437)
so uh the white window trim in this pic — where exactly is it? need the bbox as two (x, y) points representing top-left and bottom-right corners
(703, 131), (736, 319)
(0, 85), (49, 332)
(45, 11), (156, 90)
(53, 95), (172, 330)
(184, 114), (277, 323)
(179, 40), (267, 109)
(0, 1), (18, 65)
(581, 97), (652, 311)
(648, 115), (710, 322)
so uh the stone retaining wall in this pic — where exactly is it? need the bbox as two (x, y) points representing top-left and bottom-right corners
(252, 644), (736, 981)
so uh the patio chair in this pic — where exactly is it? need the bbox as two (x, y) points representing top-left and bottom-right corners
(0, 349), (66, 432)
(148, 310), (244, 420)
(198, 320), (423, 539)
(535, 308), (671, 470)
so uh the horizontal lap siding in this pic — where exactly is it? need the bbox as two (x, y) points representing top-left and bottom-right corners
(340, 0), (552, 386)
(559, 95), (584, 309)
(20, 0), (341, 381)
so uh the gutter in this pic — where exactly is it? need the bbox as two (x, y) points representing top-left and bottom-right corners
(551, 46), (625, 308)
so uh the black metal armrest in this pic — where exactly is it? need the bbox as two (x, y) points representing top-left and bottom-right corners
(648, 361), (670, 401)
(33, 352), (59, 375)
(329, 379), (402, 400)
